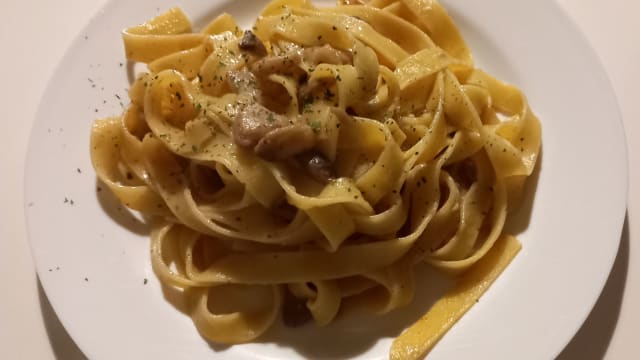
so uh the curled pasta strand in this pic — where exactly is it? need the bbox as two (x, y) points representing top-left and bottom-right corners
(90, 1), (541, 353)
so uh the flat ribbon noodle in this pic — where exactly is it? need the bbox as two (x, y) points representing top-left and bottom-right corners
(90, 1), (542, 356)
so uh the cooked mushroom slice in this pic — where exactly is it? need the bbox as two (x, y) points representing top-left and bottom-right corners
(232, 103), (288, 148)
(238, 30), (267, 57)
(254, 124), (316, 160)
(233, 102), (316, 160)
(250, 52), (305, 78)
(299, 152), (334, 183)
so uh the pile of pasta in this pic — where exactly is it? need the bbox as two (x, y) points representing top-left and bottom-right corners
(90, 0), (541, 358)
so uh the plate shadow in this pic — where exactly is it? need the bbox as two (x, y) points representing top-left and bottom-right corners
(555, 213), (629, 359)
(37, 277), (87, 360)
(95, 179), (150, 236)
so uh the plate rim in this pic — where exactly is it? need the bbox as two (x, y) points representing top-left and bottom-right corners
(23, 0), (629, 359)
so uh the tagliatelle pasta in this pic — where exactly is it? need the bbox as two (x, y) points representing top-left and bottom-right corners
(90, 0), (540, 357)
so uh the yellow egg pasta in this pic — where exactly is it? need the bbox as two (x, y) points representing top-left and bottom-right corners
(90, 0), (541, 357)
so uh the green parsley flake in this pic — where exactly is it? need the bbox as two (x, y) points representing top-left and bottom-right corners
(310, 120), (321, 133)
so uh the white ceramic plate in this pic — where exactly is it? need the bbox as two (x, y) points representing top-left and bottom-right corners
(25, 0), (628, 359)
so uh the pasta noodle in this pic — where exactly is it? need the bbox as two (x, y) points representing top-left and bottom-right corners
(90, 0), (541, 357)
